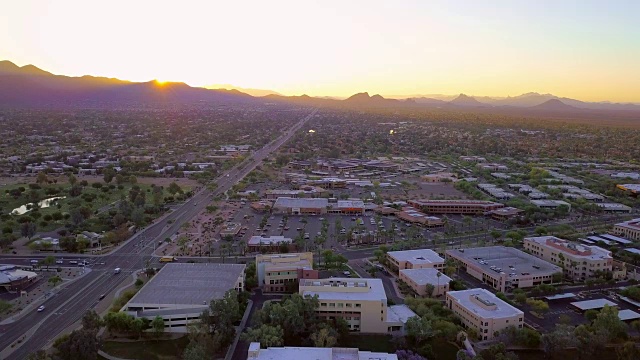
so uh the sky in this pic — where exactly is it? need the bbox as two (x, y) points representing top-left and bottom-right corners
(1, 0), (639, 102)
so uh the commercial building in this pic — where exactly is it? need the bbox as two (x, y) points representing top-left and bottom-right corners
(530, 199), (571, 211)
(299, 278), (417, 334)
(422, 172), (458, 183)
(387, 249), (445, 274)
(328, 200), (365, 215)
(399, 268), (451, 297)
(446, 246), (562, 292)
(273, 198), (328, 215)
(486, 207), (524, 221)
(407, 200), (504, 215)
(446, 288), (524, 340)
(596, 203), (632, 213)
(247, 236), (293, 252)
(617, 184), (640, 196)
(247, 343), (398, 360)
(395, 208), (444, 227)
(0, 265), (38, 292)
(524, 236), (613, 281)
(614, 218), (640, 241)
(256, 253), (318, 293)
(122, 263), (245, 332)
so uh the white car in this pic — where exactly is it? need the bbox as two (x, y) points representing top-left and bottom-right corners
(37, 305), (45, 312)
(55, 260), (64, 264)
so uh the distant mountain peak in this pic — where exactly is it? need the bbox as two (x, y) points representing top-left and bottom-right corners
(530, 98), (577, 111)
(450, 93), (490, 107)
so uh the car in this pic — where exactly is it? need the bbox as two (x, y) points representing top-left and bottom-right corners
(37, 305), (45, 312)
(55, 260), (64, 264)
(343, 271), (351, 276)
(284, 227), (289, 230)
(99, 294), (106, 300)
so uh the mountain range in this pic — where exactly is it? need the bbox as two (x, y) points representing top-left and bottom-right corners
(1, 60), (639, 114)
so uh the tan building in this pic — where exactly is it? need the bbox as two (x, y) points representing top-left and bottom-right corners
(613, 218), (640, 241)
(524, 236), (613, 281)
(299, 278), (417, 334)
(387, 249), (445, 274)
(446, 246), (562, 292)
(422, 172), (458, 183)
(407, 200), (504, 215)
(399, 268), (451, 297)
(447, 288), (524, 341)
(256, 253), (318, 293)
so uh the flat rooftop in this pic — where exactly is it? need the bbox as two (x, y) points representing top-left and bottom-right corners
(273, 197), (328, 208)
(387, 249), (445, 265)
(446, 246), (562, 276)
(525, 236), (612, 260)
(126, 263), (244, 307)
(300, 278), (387, 302)
(570, 298), (617, 311)
(248, 236), (293, 245)
(387, 304), (418, 324)
(400, 268), (452, 286)
(615, 218), (640, 231)
(247, 343), (398, 360)
(618, 309), (640, 321)
(448, 288), (523, 319)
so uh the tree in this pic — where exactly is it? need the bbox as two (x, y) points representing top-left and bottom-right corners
(405, 316), (436, 343)
(242, 324), (284, 347)
(310, 327), (337, 348)
(183, 343), (208, 360)
(26, 350), (51, 360)
(527, 298), (549, 317)
(21, 222), (36, 239)
(151, 315), (165, 338)
(48, 275), (62, 288)
(36, 172), (48, 184)
(168, 182), (182, 195)
(542, 324), (575, 355)
(616, 341), (640, 360)
(82, 310), (103, 331)
(584, 309), (599, 322)
(53, 328), (100, 360)
(424, 283), (435, 298)
(103, 167), (116, 184)
(42, 255), (56, 269)
(395, 350), (427, 360)
(592, 305), (627, 341)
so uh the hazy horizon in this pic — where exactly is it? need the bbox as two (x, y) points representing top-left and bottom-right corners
(2, 0), (639, 102)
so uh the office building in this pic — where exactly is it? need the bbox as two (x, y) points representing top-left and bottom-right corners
(446, 246), (562, 292)
(447, 288), (524, 340)
(407, 200), (504, 215)
(256, 252), (318, 293)
(399, 268), (451, 297)
(524, 236), (613, 281)
(387, 249), (445, 274)
(614, 218), (640, 241)
(299, 278), (417, 334)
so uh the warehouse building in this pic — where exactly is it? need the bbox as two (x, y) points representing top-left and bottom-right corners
(273, 198), (328, 215)
(122, 263), (245, 333)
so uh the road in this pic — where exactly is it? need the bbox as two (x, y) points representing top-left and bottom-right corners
(0, 109), (317, 359)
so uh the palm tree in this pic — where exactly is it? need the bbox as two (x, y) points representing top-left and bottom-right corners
(436, 271), (443, 296)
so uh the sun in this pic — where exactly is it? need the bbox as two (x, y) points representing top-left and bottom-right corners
(155, 79), (167, 85)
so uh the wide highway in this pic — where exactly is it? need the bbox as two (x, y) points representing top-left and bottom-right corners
(0, 108), (317, 359)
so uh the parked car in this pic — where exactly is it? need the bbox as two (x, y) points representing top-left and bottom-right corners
(37, 305), (45, 312)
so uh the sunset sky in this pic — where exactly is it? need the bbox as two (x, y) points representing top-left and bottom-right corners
(2, 0), (639, 102)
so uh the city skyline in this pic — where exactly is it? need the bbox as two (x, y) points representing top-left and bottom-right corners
(2, 0), (639, 102)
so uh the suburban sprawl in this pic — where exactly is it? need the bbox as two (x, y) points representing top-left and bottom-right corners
(2, 102), (640, 360)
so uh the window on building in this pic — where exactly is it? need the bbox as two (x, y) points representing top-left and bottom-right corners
(355, 304), (361, 308)
(346, 303), (352, 308)
(329, 303), (335, 307)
